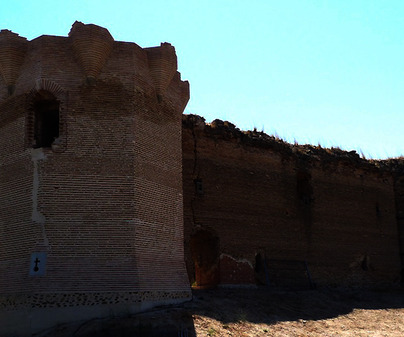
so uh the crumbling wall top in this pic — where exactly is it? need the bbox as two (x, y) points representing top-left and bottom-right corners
(68, 21), (114, 41)
(182, 114), (399, 173)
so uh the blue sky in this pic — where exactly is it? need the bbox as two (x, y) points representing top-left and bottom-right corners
(2, 0), (403, 159)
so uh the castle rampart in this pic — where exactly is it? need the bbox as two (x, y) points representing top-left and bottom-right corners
(182, 115), (403, 288)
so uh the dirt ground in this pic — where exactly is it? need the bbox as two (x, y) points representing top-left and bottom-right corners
(186, 287), (404, 337)
(41, 287), (404, 337)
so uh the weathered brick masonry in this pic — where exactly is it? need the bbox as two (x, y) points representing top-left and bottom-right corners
(182, 116), (403, 289)
(1, 21), (404, 336)
(0, 22), (190, 336)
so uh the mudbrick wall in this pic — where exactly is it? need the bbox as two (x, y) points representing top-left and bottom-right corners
(0, 22), (190, 336)
(182, 115), (403, 289)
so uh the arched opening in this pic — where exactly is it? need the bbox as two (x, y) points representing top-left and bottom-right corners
(32, 91), (60, 148)
(190, 229), (219, 288)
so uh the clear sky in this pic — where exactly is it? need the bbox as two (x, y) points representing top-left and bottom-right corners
(1, 0), (403, 159)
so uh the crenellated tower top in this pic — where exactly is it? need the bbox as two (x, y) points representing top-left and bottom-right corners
(68, 21), (114, 84)
(0, 22), (189, 109)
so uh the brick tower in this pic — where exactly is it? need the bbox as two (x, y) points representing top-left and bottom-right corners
(0, 22), (190, 336)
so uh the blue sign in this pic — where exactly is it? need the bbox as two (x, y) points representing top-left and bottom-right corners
(29, 252), (47, 276)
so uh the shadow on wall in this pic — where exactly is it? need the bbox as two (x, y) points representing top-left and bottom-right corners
(255, 254), (315, 290)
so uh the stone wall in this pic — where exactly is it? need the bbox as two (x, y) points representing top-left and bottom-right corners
(0, 22), (190, 336)
(182, 115), (402, 288)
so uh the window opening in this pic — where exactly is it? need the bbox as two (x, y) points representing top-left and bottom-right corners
(33, 98), (60, 148)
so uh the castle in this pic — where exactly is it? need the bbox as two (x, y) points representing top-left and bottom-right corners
(0, 22), (403, 336)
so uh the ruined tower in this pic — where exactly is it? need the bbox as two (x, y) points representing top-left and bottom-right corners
(0, 22), (190, 336)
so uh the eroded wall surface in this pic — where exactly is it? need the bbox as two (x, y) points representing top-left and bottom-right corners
(0, 22), (190, 336)
(183, 115), (402, 288)
(389, 162), (404, 282)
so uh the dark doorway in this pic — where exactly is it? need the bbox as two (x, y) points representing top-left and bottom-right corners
(255, 252), (269, 286)
(190, 230), (220, 288)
